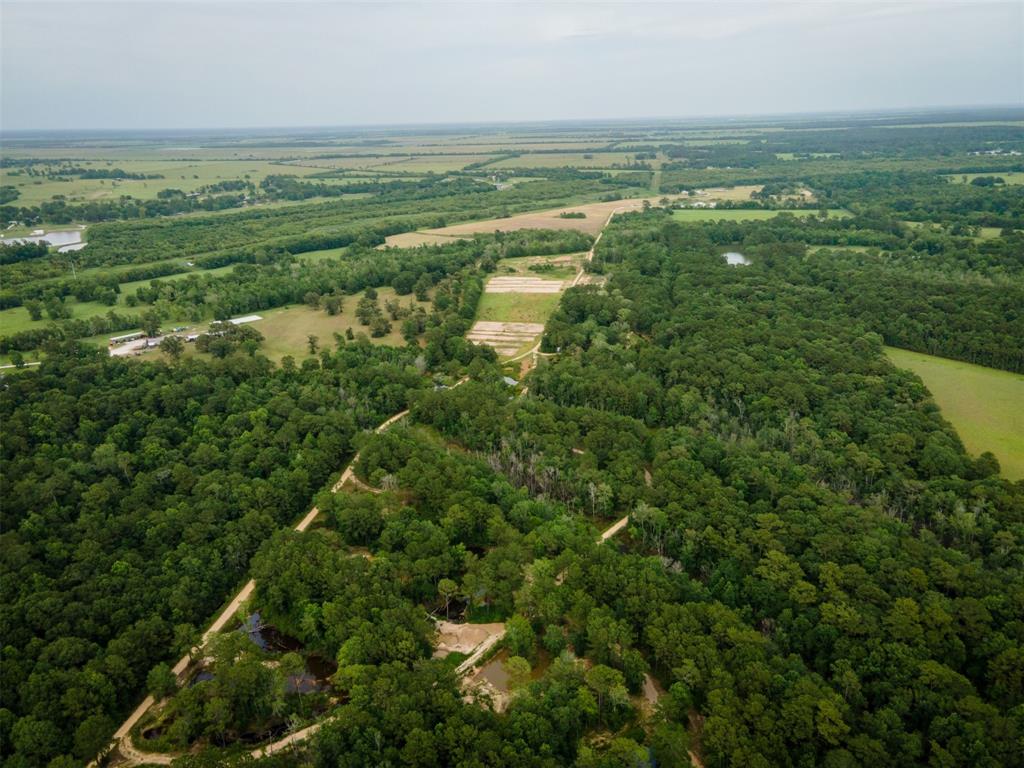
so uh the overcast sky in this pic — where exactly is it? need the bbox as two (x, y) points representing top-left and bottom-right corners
(1, 0), (1021, 131)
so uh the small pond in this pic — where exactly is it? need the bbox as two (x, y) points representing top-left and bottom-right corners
(475, 650), (511, 691)
(1, 229), (84, 248)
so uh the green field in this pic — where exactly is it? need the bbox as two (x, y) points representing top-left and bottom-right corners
(0, 160), (323, 206)
(475, 291), (562, 325)
(886, 347), (1024, 480)
(256, 289), (430, 361)
(672, 208), (850, 222)
(946, 171), (1024, 185)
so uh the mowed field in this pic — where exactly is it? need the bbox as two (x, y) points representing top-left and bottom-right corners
(476, 291), (563, 325)
(885, 347), (1024, 481)
(672, 208), (850, 222)
(256, 289), (431, 361)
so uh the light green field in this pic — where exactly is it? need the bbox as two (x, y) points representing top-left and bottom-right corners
(0, 160), (323, 205)
(475, 291), (562, 325)
(297, 246), (349, 263)
(672, 208), (850, 222)
(886, 347), (1024, 481)
(946, 172), (1024, 185)
(976, 227), (1005, 240)
(256, 289), (430, 361)
(0, 298), (121, 336)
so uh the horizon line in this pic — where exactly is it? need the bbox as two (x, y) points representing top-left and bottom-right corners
(3, 103), (1022, 138)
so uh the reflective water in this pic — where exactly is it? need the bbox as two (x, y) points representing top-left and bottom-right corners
(723, 251), (751, 266)
(1, 229), (84, 248)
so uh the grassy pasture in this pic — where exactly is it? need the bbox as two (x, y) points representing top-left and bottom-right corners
(0, 298), (123, 336)
(296, 246), (349, 263)
(475, 291), (562, 326)
(945, 172), (1024, 185)
(671, 208), (850, 222)
(256, 289), (430, 361)
(885, 347), (1024, 481)
(0, 160), (324, 205)
(976, 227), (1005, 240)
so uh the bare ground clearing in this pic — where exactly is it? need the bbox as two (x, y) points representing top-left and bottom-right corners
(434, 621), (507, 657)
(383, 194), (690, 247)
(484, 276), (565, 293)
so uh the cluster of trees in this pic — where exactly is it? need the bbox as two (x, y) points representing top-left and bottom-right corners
(137, 633), (328, 753)
(414, 213), (1022, 766)
(131, 196), (1022, 765)
(150, 207), (1024, 764)
(584, 211), (1023, 372)
(260, 174), (493, 201)
(0, 309), (141, 354)
(0, 192), (250, 227)
(51, 167), (164, 180)
(0, 242), (49, 266)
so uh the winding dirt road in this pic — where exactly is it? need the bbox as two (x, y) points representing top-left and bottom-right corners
(95, 388), (465, 766)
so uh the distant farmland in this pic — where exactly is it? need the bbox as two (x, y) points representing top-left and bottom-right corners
(671, 208), (850, 222)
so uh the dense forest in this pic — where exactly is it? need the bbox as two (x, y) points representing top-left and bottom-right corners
(2, 117), (1023, 767)
(0, 255), (495, 764)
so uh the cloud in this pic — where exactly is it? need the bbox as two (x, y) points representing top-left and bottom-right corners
(1, 0), (1020, 129)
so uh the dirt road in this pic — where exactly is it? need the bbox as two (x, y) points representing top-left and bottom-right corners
(94, 388), (463, 766)
(570, 206), (625, 287)
(598, 515), (630, 542)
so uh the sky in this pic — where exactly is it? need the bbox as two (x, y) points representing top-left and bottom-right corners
(1, 0), (1021, 131)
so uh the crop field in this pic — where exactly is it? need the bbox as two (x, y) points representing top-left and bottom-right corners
(466, 320), (547, 357)
(886, 347), (1024, 480)
(672, 208), (850, 221)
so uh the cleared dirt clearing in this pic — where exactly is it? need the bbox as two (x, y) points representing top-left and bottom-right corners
(467, 321), (545, 356)
(485, 276), (565, 293)
(384, 194), (687, 247)
(434, 621), (507, 657)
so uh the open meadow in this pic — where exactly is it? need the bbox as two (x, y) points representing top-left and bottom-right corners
(886, 347), (1024, 480)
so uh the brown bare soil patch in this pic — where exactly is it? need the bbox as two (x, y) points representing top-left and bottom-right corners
(383, 194), (691, 247)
